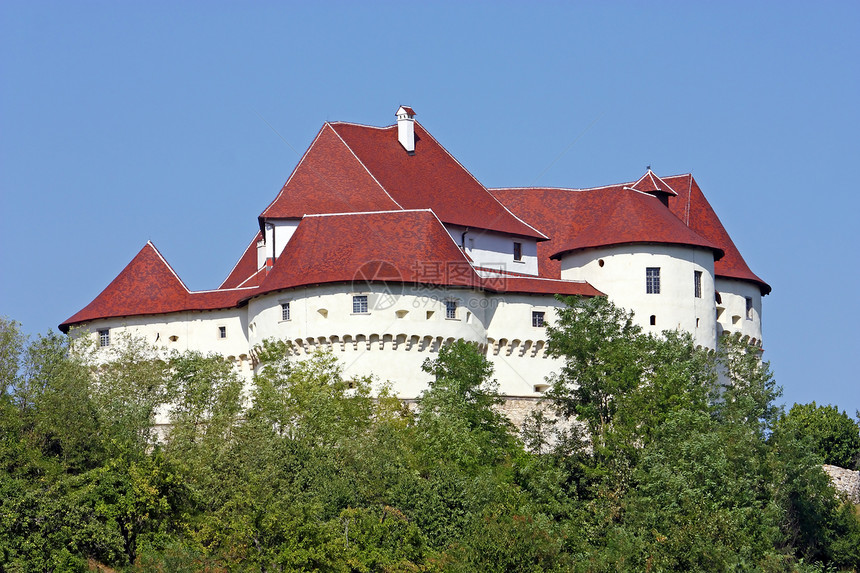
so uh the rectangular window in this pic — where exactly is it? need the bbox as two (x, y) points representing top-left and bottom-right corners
(646, 267), (661, 294)
(98, 329), (110, 347)
(513, 241), (523, 261)
(532, 311), (545, 327)
(445, 300), (457, 319)
(281, 302), (290, 321)
(353, 295), (368, 314)
(694, 270), (702, 298)
(218, 326), (227, 339)
(746, 297), (753, 320)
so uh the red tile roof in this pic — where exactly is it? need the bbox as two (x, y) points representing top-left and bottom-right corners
(547, 187), (723, 259)
(59, 242), (255, 333)
(251, 210), (597, 299)
(476, 268), (603, 296)
(492, 174), (770, 295)
(255, 210), (479, 296)
(490, 185), (723, 277)
(259, 124), (402, 220)
(325, 122), (546, 239)
(627, 169), (678, 196)
(219, 231), (263, 289)
(663, 174), (770, 294)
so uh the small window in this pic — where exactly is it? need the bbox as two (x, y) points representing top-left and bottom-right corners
(353, 295), (368, 314)
(281, 302), (290, 321)
(650, 315), (656, 326)
(218, 326), (227, 339)
(445, 300), (457, 319)
(513, 242), (523, 261)
(694, 270), (702, 298)
(745, 297), (753, 320)
(646, 267), (661, 294)
(532, 311), (545, 327)
(98, 329), (110, 347)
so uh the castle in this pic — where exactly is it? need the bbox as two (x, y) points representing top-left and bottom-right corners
(60, 106), (769, 399)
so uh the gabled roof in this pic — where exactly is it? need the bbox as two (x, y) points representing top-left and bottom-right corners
(626, 169), (678, 196)
(251, 209), (596, 299)
(663, 174), (771, 294)
(59, 242), (255, 333)
(219, 231), (264, 289)
(323, 122), (547, 239)
(259, 124), (402, 221)
(397, 106), (416, 116)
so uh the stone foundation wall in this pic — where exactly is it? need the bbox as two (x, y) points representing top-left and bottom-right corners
(823, 464), (860, 504)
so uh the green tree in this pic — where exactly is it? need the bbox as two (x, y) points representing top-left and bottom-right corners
(774, 401), (860, 470)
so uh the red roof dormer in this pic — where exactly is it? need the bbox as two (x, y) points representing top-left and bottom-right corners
(626, 169), (678, 207)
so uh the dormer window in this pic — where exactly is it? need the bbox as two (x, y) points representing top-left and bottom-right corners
(513, 242), (523, 262)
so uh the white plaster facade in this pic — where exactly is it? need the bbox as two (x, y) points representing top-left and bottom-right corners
(62, 107), (769, 405)
(445, 225), (540, 276)
(559, 244), (719, 348)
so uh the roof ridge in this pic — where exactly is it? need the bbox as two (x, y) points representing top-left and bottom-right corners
(326, 123), (405, 209)
(328, 120), (395, 131)
(259, 125), (328, 219)
(303, 208), (433, 219)
(235, 269), (264, 289)
(146, 241), (190, 293)
(218, 232), (262, 289)
(191, 285), (259, 294)
(414, 122), (549, 240)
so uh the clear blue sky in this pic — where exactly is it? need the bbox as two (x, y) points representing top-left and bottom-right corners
(2, 1), (858, 414)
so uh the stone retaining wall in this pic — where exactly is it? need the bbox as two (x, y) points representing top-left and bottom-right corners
(823, 464), (860, 504)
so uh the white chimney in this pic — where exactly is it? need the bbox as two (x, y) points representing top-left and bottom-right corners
(396, 105), (416, 153)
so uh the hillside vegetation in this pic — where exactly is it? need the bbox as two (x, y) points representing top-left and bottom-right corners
(1, 298), (859, 572)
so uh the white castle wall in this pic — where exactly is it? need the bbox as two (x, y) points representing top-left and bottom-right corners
(715, 277), (763, 344)
(559, 244), (718, 348)
(484, 293), (566, 396)
(247, 283), (561, 398)
(260, 220), (301, 266)
(444, 225), (539, 276)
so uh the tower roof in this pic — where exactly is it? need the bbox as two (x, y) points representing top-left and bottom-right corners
(59, 242), (255, 332)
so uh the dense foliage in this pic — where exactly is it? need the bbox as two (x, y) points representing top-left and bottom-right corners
(1, 305), (858, 572)
(773, 402), (860, 470)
